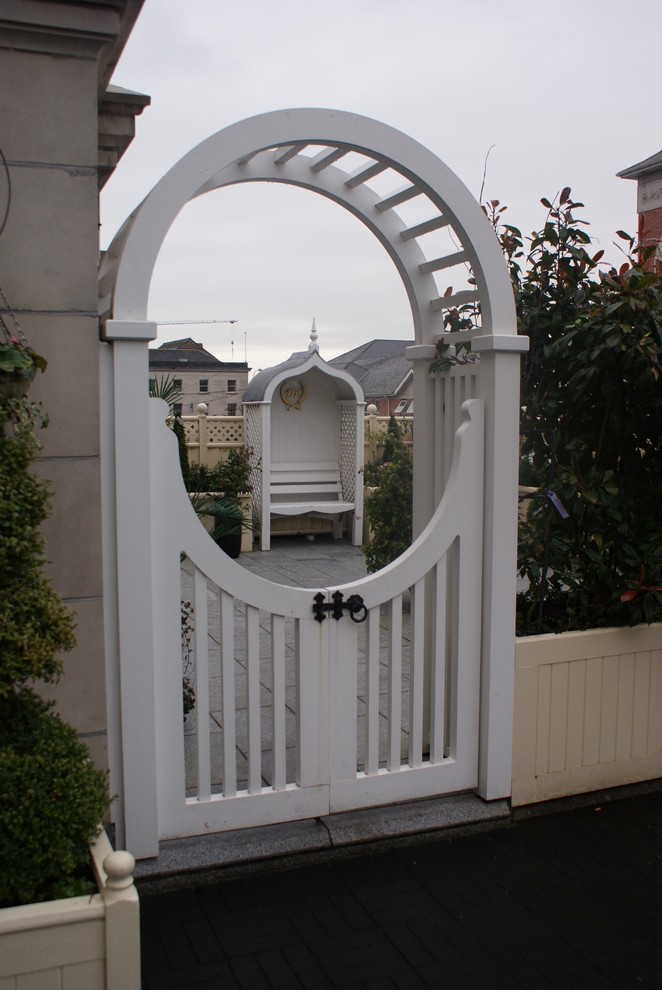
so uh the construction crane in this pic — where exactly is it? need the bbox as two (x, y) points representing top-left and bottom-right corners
(157, 319), (237, 325)
(157, 318), (245, 360)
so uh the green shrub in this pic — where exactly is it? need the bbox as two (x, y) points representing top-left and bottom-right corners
(187, 447), (253, 497)
(480, 192), (662, 633)
(0, 691), (109, 907)
(363, 441), (413, 573)
(0, 395), (108, 908)
(0, 400), (75, 694)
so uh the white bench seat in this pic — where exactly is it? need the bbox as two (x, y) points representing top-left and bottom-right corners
(269, 462), (354, 522)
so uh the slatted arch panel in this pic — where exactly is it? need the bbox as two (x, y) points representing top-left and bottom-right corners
(213, 139), (483, 346)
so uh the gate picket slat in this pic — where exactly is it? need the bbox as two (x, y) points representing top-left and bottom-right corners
(388, 595), (403, 771)
(246, 604), (261, 793)
(271, 614), (286, 790)
(220, 590), (236, 797)
(296, 617), (329, 789)
(193, 569), (211, 800)
(409, 577), (425, 768)
(330, 610), (359, 784)
(365, 607), (380, 775)
(430, 556), (447, 762)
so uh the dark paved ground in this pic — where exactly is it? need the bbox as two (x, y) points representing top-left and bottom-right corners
(140, 791), (662, 989)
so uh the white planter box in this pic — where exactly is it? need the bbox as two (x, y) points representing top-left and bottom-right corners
(512, 623), (662, 806)
(0, 830), (140, 990)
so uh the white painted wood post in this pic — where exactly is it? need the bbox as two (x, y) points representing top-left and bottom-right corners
(353, 401), (365, 546)
(260, 403), (271, 551)
(198, 405), (208, 466)
(472, 333), (529, 799)
(101, 319), (160, 859)
(102, 850), (141, 990)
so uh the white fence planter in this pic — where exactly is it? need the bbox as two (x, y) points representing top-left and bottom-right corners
(512, 623), (662, 806)
(0, 830), (140, 990)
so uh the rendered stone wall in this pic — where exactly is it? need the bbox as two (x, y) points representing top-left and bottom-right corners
(0, 20), (111, 771)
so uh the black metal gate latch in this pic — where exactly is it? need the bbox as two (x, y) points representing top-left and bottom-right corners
(313, 591), (367, 623)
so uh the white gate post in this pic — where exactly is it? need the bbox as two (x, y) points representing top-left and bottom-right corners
(472, 333), (528, 799)
(101, 319), (160, 858)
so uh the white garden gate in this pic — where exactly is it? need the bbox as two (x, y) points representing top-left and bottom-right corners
(99, 109), (527, 859)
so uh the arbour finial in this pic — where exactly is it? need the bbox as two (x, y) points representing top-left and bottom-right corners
(308, 317), (319, 352)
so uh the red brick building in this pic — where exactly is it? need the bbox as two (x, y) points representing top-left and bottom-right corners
(618, 149), (662, 268)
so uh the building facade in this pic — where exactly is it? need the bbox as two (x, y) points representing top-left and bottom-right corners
(618, 150), (662, 268)
(149, 338), (249, 415)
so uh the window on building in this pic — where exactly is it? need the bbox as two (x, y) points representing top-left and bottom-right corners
(393, 399), (408, 414)
(227, 379), (237, 393)
(227, 403), (237, 416)
(173, 379), (182, 390)
(199, 379), (208, 393)
(173, 403), (183, 417)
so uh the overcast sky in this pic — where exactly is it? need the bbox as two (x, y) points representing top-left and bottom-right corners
(100, 0), (661, 373)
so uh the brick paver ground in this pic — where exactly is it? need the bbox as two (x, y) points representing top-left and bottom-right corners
(140, 790), (662, 989)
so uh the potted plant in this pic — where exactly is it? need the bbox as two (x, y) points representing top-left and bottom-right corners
(187, 447), (255, 557)
(191, 494), (252, 558)
(0, 327), (47, 400)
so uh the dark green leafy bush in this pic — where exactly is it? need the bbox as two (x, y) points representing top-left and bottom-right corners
(0, 691), (109, 907)
(0, 400), (75, 693)
(0, 395), (109, 907)
(363, 418), (413, 573)
(497, 193), (662, 633)
(186, 447), (254, 497)
(433, 191), (662, 632)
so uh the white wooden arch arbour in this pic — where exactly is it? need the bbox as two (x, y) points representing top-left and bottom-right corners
(99, 109), (527, 857)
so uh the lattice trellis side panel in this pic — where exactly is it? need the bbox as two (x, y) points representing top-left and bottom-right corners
(181, 418), (199, 444)
(339, 404), (357, 502)
(206, 417), (244, 446)
(244, 405), (263, 516)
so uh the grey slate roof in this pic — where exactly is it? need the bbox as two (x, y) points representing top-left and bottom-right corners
(329, 339), (414, 397)
(243, 351), (313, 402)
(149, 338), (248, 373)
(617, 150), (662, 180)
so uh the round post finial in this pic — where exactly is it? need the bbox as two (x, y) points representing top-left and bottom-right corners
(103, 850), (136, 890)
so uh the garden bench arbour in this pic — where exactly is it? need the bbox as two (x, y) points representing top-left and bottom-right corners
(242, 325), (365, 551)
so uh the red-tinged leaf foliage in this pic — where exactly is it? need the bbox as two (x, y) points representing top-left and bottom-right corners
(497, 191), (662, 634)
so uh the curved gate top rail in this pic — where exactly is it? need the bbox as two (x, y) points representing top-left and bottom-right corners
(100, 107), (516, 344)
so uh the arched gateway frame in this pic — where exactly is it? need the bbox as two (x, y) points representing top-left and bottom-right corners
(100, 109), (527, 857)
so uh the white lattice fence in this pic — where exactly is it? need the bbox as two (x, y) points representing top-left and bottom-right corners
(339, 404), (357, 502)
(180, 415), (245, 466)
(243, 405), (263, 517)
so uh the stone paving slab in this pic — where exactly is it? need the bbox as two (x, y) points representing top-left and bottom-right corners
(134, 793), (509, 886)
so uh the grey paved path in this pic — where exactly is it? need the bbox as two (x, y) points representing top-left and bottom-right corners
(236, 535), (369, 588)
(140, 789), (662, 989)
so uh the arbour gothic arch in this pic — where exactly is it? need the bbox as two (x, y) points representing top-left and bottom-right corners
(99, 110), (527, 850)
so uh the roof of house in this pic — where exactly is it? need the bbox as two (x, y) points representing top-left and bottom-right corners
(617, 150), (662, 180)
(149, 338), (248, 372)
(329, 339), (414, 397)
